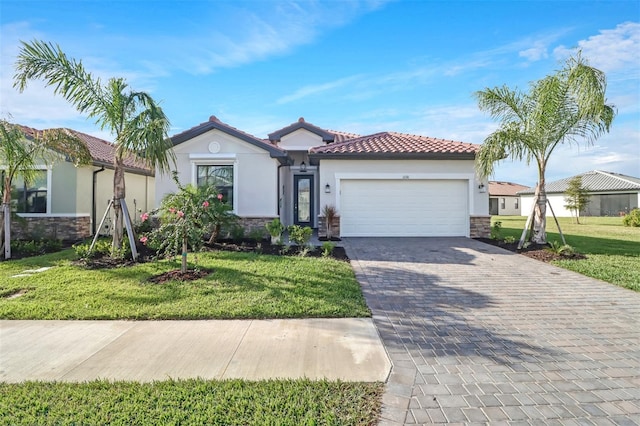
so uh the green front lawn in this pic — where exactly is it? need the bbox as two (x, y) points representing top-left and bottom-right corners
(0, 250), (370, 320)
(0, 379), (383, 426)
(493, 216), (640, 291)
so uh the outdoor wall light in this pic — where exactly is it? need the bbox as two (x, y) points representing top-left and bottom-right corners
(300, 161), (307, 172)
(325, 183), (331, 193)
(478, 183), (487, 193)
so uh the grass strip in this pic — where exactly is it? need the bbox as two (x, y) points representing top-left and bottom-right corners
(0, 251), (370, 320)
(0, 379), (383, 426)
(493, 216), (639, 291)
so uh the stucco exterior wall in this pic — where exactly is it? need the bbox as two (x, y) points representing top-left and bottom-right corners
(317, 159), (488, 217)
(520, 194), (573, 217)
(278, 129), (323, 151)
(490, 195), (521, 216)
(157, 129), (279, 218)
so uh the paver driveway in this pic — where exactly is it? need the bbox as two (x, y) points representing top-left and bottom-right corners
(344, 237), (640, 425)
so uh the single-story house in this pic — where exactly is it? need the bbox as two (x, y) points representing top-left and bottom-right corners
(519, 170), (640, 217)
(488, 181), (529, 216)
(156, 116), (490, 238)
(1, 125), (154, 240)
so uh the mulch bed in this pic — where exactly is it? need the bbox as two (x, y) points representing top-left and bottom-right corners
(74, 238), (349, 283)
(475, 238), (587, 262)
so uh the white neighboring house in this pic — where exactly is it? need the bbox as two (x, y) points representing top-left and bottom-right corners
(519, 170), (640, 218)
(156, 116), (491, 238)
(488, 181), (528, 216)
(2, 125), (154, 241)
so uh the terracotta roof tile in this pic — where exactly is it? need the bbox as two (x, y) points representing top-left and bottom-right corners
(17, 124), (153, 175)
(327, 129), (361, 143)
(64, 129), (153, 174)
(489, 181), (529, 196)
(310, 131), (479, 157)
(172, 115), (287, 158)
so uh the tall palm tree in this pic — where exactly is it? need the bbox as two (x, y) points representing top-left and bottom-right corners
(475, 53), (615, 244)
(14, 40), (175, 252)
(0, 119), (91, 259)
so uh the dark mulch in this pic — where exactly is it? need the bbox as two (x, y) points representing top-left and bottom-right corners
(475, 238), (587, 262)
(147, 268), (214, 284)
(206, 239), (349, 261)
(73, 238), (349, 283)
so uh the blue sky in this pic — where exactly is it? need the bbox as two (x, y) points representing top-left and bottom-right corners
(1, 0), (638, 186)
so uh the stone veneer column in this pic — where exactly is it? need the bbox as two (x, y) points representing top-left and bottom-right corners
(317, 216), (341, 238)
(469, 215), (491, 238)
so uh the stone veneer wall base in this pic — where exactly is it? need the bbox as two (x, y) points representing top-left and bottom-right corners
(317, 216), (341, 239)
(0, 214), (91, 241)
(470, 215), (491, 239)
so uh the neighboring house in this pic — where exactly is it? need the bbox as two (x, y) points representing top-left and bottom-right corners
(519, 170), (640, 218)
(156, 116), (490, 238)
(488, 181), (528, 216)
(2, 125), (154, 241)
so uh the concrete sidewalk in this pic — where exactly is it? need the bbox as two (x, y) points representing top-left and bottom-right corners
(0, 319), (391, 383)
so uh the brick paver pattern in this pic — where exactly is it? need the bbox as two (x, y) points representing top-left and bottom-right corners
(344, 237), (640, 425)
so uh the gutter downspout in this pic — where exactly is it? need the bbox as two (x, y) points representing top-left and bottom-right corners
(92, 167), (105, 235)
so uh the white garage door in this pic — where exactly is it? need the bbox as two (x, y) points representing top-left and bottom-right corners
(340, 179), (468, 237)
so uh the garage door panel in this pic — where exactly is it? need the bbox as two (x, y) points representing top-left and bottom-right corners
(340, 179), (468, 237)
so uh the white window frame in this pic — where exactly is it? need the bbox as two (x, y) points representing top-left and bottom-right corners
(1, 165), (52, 215)
(189, 155), (238, 213)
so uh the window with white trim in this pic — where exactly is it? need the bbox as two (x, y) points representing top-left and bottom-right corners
(11, 170), (48, 213)
(196, 165), (234, 206)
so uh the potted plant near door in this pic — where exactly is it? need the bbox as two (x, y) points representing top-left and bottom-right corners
(265, 218), (285, 245)
(322, 205), (338, 240)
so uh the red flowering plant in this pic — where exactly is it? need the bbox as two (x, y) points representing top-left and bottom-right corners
(142, 173), (235, 273)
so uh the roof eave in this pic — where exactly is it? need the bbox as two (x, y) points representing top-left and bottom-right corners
(172, 121), (286, 158)
(268, 122), (335, 143)
(309, 152), (477, 161)
(91, 160), (155, 177)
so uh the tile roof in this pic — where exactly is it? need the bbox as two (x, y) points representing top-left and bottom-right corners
(519, 170), (640, 194)
(268, 117), (335, 143)
(172, 115), (287, 161)
(17, 124), (153, 175)
(64, 129), (154, 175)
(309, 131), (479, 158)
(327, 129), (361, 143)
(489, 181), (529, 197)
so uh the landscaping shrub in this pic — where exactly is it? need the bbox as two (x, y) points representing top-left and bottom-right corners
(288, 225), (312, 246)
(490, 220), (502, 239)
(546, 240), (575, 255)
(321, 241), (335, 257)
(73, 237), (133, 260)
(622, 208), (640, 227)
(230, 225), (246, 242)
(11, 238), (63, 256)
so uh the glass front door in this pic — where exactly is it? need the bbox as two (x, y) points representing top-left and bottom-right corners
(294, 175), (314, 227)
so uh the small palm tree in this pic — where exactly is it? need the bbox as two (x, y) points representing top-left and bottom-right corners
(475, 53), (615, 244)
(0, 119), (91, 259)
(14, 40), (176, 254)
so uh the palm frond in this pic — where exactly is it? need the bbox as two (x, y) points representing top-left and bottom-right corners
(13, 40), (108, 118)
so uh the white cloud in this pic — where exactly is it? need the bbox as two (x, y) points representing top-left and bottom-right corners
(277, 75), (364, 104)
(553, 22), (640, 74)
(519, 43), (549, 62)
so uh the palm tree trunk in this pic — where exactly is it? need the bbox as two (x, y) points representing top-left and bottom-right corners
(2, 176), (11, 259)
(2, 203), (9, 260)
(181, 236), (188, 273)
(112, 157), (126, 252)
(532, 178), (547, 244)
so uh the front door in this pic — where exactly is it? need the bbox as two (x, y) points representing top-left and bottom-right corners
(294, 174), (314, 227)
